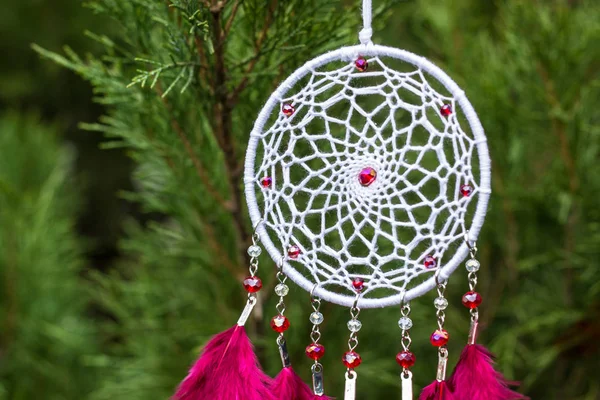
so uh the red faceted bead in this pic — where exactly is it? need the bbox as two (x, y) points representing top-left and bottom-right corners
(430, 329), (450, 347)
(462, 291), (482, 309)
(282, 104), (295, 117)
(242, 276), (262, 293)
(305, 343), (326, 360)
(355, 57), (368, 72)
(396, 351), (416, 369)
(288, 245), (301, 259)
(460, 184), (473, 197)
(352, 278), (365, 292)
(261, 176), (273, 188)
(342, 351), (362, 369)
(424, 255), (437, 269)
(440, 104), (453, 117)
(270, 315), (290, 333)
(358, 167), (377, 186)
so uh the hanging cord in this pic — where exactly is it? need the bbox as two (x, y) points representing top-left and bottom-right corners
(360, 0), (373, 45)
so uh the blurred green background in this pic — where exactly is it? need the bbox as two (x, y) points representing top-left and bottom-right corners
(0, 0), (599, 399)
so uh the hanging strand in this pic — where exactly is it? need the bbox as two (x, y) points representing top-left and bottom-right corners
(343, 293), (363, 400)
(463, 235), (482, 344)
(360, 0), (373, 45)
(306, 285), (326, 396)
(397, 297), (415, 400)
(272, 258), (291, 367)
(238, 228), (263, 326)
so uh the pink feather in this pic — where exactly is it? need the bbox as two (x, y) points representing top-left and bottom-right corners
(173, 325), (274, 400)
(450, 344), (529, 400)
(419, 380), (456, 400)
(271, 367), (331, 400)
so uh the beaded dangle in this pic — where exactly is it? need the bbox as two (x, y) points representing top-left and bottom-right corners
(343, 294), (363, 399)
(173, 231), (274, 400)
(271, 258), (322, 400)
(397, 301), (416, 400)
(448, 239), (529, 400)
(306, 287), (327, 397)
(419, 273), (455, 400)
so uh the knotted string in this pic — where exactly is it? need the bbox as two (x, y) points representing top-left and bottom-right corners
(359, 0), (373, 45)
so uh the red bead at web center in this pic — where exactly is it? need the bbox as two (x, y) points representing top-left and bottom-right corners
(359, 167), (377, 186)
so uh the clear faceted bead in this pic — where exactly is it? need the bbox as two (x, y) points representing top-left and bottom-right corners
(347, 319), (362, 332)
(310, 312), (324, 325)
(466, 259), (480, 272)
(434, 297), (449, 310)
(398, 316), (413, 330)
(274, 283), (289, 297)
(247, 245), (262, 257)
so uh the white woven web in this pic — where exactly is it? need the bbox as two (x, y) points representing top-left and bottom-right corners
(245, 46), (490, 308)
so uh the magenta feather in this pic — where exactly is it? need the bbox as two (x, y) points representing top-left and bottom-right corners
(271, 367), (330, 400)
(419, 380), (456, 400)
(173, 325), (274, 400)
(450, 344), (529, 400)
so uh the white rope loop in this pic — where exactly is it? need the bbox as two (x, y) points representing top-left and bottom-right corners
(359, 0), (373, 45)
(244, 45), (491, 309)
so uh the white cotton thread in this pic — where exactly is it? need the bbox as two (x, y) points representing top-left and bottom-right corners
(359, 0), (373, 45)
(244, 45), (491, 309)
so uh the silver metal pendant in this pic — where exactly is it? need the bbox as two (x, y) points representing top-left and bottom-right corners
(311, 364), (325, 396)
(402, 370), (413, 400)
(236, 296), (257, 326)
(344, 370), (357, 400)
(277, 336), (291, 368)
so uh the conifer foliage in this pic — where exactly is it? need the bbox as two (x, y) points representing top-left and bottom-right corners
(0, 114), (100, 400)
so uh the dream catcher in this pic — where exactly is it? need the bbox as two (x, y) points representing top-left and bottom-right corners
(173, 1), (527, 399)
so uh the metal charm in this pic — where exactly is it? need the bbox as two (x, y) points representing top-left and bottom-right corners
(344, 370), (357, 400)
(236, 295), (257, 326)
(436, 348), (449, 382)
(277, 336), (291, 368)
(402, 370), (413, 400)
(311, 364), (325, 396)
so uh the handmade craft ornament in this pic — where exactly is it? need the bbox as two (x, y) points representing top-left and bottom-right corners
(449, 251), (528, 400)
(243, 0), (491, 394)
(244, 0), (492, 397)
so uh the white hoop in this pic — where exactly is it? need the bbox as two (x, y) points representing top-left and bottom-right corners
(244, 44), (491, 308)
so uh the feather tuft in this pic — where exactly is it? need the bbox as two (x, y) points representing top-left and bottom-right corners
(271, 367), (331, 400)
(173, 325), (274, 400)
(419, 380), (456, 400)
(450, 344), (528, 400)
